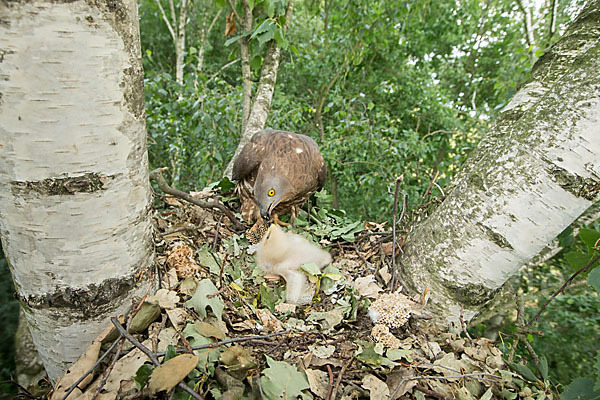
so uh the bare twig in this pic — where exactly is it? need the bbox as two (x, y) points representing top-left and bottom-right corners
(525, 253), (600, 328)
(110, 318), (204, 400)
(390, 176), (403, 291)
(325, 364), (334, 400)
(0, 379), (36, 399)
(414, 384), (456, 400)
(330, 357), (353, 400)
(157, 330), (291, 356)
(150, 168), (244, 231)
(206, 59), (240, 85)
(459, 306), (473, 341)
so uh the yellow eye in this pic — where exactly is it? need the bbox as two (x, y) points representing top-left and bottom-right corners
(268, 189), (275, 197)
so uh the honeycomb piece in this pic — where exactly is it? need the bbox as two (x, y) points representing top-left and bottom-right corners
(247, 219), (268, 244)
(367, 292), (413, 329)
(371, 323), (402, 348)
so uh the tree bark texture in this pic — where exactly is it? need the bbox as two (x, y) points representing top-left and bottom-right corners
(400, 1), (600, 328)
(0, 0), (155, 381)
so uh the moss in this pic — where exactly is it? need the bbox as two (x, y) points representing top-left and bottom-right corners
(549, 165), (600, 201)
(446, 282), (500, 307)
(10, 172), (112, 196)
(17, 266), (155, 319)
(478, 223), (513, 249)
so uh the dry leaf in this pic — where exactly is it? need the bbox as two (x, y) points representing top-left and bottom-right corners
(225, 12), (236, 36)
(149, 354), (200, 394)
(51, 323), (116, 400)
(362, 374), (390, 400)
(305, 369), (329, 398)
(275, 303), (297, 314)
(352, 275), (382, 298)
(148, 289), (179, 310)
(194, 321), (226, 340)
(83, 328), (179, 396)
(256, 308), (284, 332)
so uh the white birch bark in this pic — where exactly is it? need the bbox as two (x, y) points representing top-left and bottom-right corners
(400, 0), (600, 328)
(0, 0), (155, 381)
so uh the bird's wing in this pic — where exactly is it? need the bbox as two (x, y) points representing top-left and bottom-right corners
(232, 131), (270, 180)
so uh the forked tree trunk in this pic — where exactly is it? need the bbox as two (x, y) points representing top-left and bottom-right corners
(0, 0), (155, 381)
(400, 0), (600, 328)
(223, 0), (295, 178)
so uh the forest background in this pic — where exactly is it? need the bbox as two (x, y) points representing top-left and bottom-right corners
(0, 0), (598, 395)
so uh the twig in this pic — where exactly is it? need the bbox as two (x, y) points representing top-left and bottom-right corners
(330, 357), (353, 400)
(391, 373), (499, 399)
(157, 330), (291, 356)
(160, 225), (199, 237)
(110, 318), (204, 400)
(0, 378), (36, 399)
(459, 306), (472, 341)
(353, 243), (370, 268)
(390, 176), (403, 291)
(149, 168), (244, 231)
(414, 384), (456, 400)
(212, 215), (223, 251)
(525, 253), (600, 328)
(418, 169), (440, 209)
(60, 333), (122, 400)
(325, 364), (334, 400)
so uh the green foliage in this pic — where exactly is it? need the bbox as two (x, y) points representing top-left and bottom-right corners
(184, 279), (225, 320)
(144, 71), (241, 190)
(0, 247), (18, 395)
(561, 378), (600, 400)
(260, 355), (309, 400)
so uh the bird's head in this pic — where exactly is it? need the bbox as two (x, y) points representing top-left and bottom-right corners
(254, 172), (292, 221)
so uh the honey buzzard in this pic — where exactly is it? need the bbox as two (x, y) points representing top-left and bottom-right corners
(232, 129), (326, 224)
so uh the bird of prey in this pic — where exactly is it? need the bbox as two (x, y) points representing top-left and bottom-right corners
(232, 129), (326, 225)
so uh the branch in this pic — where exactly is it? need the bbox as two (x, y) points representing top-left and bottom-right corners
(110, 318), (204, 400)
(525, 253), (600, 328)
(149, 168), (245, 231)
(154, 0), (177, 43)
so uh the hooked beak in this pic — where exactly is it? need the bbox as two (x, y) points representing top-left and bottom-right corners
(260, 202), (275, 223)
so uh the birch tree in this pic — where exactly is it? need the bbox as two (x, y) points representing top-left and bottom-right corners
(0, 0), (155, 381)
(400, 0), (600, 328)
(223, 0), (295, 178)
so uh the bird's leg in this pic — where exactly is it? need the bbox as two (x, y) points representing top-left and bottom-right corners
(272, 213), (290, 226)
(264, 274), (282, 282)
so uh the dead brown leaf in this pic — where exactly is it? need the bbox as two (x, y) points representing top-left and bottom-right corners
(149, 354), (200, 394)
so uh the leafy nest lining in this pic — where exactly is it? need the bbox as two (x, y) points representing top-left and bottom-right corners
(49, 189), (535, 400)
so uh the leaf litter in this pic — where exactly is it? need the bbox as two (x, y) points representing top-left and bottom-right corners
(48, 188), (544, 400)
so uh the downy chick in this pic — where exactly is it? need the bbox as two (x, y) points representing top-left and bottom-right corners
(256, 224), (332, 305)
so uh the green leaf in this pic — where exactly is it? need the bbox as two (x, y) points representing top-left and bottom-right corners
(537, 355), (548, 381)
(580, 228), (600, 251)
(565, 251), (592, 271)
(290, 44), (299, 55)
(251, 20), (275, 40)
(184, 279), (225, 320)
(134, 364), (154, 390)
(594, 352), (600, 391)
(260, 355), (309, 400)
(588, 265), (600, 294)
(182, 323), (222, 375)
(260, 283), (282, 312)
(224, 31), (251, 47)
(164, 345), (178, 362)
(561, 378), (600, 400)
(196, 246), (221, 275)
(129, 302), (161, 333)
(300, 262), (321, 276)
(507, 362), (538, 382)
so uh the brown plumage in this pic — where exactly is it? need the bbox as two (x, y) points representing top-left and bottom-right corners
(232, 129), (326, 223)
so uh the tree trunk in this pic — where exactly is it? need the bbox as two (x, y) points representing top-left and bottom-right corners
(0, 0), (155, 382)
(399, 0), (600, 329)
(224, 0), (295, 178)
